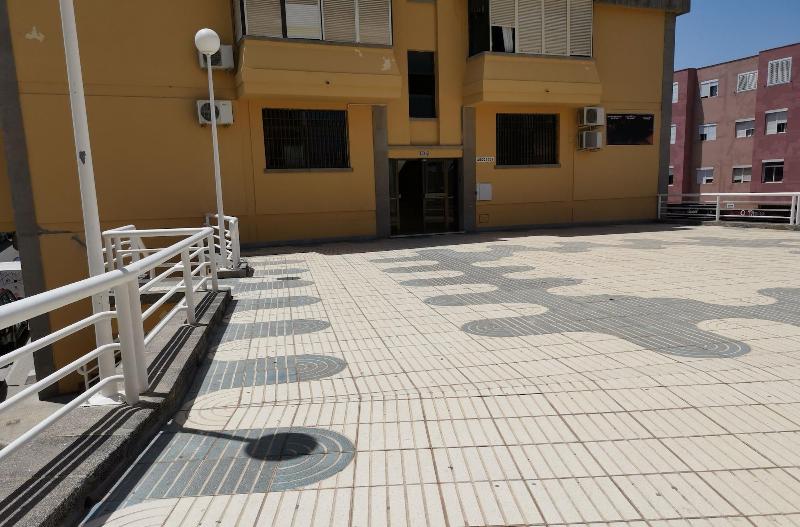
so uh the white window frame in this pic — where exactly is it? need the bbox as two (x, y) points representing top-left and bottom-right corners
(699, 79), (719, 98)
(672, 82), (678, 103)
(762, 159), (784, 183)
(697, 167), (714, 185)
(765, 108), (788, 135)
(735, 118), (755, 139)
(670, 124), (677, 145)
(767, 57), (792, 86)
(731, 165), (752, 184)
(699, 123), (717, 141)
(736, 70), (758, 92)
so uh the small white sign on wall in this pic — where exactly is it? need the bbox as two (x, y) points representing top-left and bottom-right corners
(477, 183), (493, 201)
(476, 156), (495, 163)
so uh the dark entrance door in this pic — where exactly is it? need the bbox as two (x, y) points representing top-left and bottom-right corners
(390, 159), (459, 236)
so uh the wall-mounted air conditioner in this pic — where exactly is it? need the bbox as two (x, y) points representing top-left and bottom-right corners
(578, 130), (603, 150)
(579, 107), (605, 126)
(197, 100), (234, 125)
(197, 45), (234, 70)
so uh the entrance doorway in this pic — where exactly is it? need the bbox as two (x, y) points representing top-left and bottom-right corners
(390, 159), (460, 236)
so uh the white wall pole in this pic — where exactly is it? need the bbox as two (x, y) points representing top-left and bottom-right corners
(58, 0), (117, 399)
(205, 60), (228, 268)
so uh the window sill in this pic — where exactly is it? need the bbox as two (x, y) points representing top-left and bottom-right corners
(763, 181), (784, 184)
(265, 167), (353, 174)
(410, 117), (438, 121)
(495, 164), (561, 170)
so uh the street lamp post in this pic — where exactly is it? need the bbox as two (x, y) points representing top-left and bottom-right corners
(194, 29), (228, 268)
(59, 0), (119, 402)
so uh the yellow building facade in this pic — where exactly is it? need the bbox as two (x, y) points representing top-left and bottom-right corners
(0, 0), (688, 390)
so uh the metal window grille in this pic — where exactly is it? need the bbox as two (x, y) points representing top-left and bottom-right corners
(496, 113), (558, 166)
(263, 109), (350, 170)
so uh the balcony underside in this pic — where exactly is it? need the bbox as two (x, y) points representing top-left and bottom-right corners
(236, 38), (402, 102)
(464, 52), (603, 106)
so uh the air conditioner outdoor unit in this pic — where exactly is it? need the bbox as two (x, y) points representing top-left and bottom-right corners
(197, 45), (234, 70)
(578, 130), (603, 150)
(197, 100), (234, 125)
(579, 106), (605, 126)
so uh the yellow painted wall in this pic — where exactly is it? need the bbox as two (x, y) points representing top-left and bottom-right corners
(474, 4), (665, 228)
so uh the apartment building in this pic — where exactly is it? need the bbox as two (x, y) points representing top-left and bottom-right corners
(1, 0), (687, 304)
(670, 42), (799, 195)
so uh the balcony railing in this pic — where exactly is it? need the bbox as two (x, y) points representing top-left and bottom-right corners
(0, 227), (219, 462)
(205, 214), (241, 270)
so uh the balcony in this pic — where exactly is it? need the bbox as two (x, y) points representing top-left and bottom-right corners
(236, 38), (401, 101)
(463, 52), (602, 106)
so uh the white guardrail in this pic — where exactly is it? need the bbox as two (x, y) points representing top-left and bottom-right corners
(659, 192), (800, 226)
(0, 226), (219, 462)
(205, 213), (240, 270)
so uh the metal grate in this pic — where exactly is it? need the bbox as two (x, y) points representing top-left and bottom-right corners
(263, 109), (350, 170)
(496, 113), (558, 166)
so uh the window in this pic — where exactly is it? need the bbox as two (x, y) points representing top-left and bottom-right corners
(767, 57), (792, 86)
(241, 0), (392, 45)
(736, 71), (758, 92)
(763, 160), (784, 183)
(606, 114), (655, 145)
(670, 124), (677, 145)
(766, 109), (788, 135)
(672, 82), (679, 103)
(496, 113), (558, 166)
(732, 166), (752, 183)
(699, 79), (719, 98)
(469, 0), (592, 57)
(697, 168), (714, 185)
(263, 108), (349, 170)
(735, 119), (755, 138)
(408, 51), (436, 118)
(668, 166), (674, 186)
(699, 124), (717, 141)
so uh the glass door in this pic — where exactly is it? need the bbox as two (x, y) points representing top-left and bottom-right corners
(423, 160), (447, 233)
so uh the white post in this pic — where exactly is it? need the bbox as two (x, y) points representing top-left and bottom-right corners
(790, 196), (797, 225)
(112, 281), (141, 403)
(231, 218), (241, 269)
(657, 194), (662, 220)
(59, 0), (117, 400)
(207, 234), (219, 292)
(715, 196), (721, 221)
(206, 57), (228, 268)
(181, 250), (197, 324)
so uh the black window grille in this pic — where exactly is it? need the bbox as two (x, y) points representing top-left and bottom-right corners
(408, 51), (436, 118)
(496, 113), (558, 166)
(263, 109), (349, 170)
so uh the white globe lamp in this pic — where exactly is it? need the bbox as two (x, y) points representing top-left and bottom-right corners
(194, 28), (221, 55)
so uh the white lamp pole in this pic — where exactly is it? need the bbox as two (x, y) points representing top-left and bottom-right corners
(59, 0), (118, 401)
(194, 29), (228, 268)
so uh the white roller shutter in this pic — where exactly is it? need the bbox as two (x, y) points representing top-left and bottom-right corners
(358, 0), (391, 45)
(285, 0), (322, 39)
(543, 0), (567, 56)
(518, 0), (543, 54)
(490, 0), (516, 28)
(323, 0), (356, 42)
(568, 0), (592, 56)
(244, 0), (283, 37)
(766, 110), (788, 135)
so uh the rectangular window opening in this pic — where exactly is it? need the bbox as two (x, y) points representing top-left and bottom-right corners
(697, 168), (714, 185)
(732, 166), (752, 184)
(763, 161), (784, 183)
(735, 119), (755, 138)
(408, 51), (436, 118)
(606, 114), (655, 145)
(263, 108), (350, 170)
(700, 80), (719, 98)
(496, 113), (558, 166)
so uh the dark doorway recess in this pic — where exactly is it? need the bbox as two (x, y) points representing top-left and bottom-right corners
(390, 159), (460, 236)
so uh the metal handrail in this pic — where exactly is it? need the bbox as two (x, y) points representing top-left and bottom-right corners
(204, 213), (241, 270)
(0, 226), (219, 462)
(658, 192), (800, 226)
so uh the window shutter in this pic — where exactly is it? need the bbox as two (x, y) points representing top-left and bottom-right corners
(737, 71), (757, 92)
(285, 0), (322, 39)
(243, 0), (283, 37)
(670, 124), (676, 144)
(490, 0), (516, 28)
(518, 0), (543, 54)
(543, 0), (567, 56)
(357, 0), (391, 45)
(766, 111), (787, 134)
(707, 125), (717, 140)
(568, 0), (592, 57)
(323, 0), (356, 42)
(768, 58), (792, 86)
(672, 82), (678, 103)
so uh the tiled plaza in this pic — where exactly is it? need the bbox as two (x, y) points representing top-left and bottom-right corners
(85, 225), (800, 526)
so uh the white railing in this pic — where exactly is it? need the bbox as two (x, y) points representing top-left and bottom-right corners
(0, 227), (218, 462)
(204, 213), (241, 270)
(659, 192), (800, 226)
